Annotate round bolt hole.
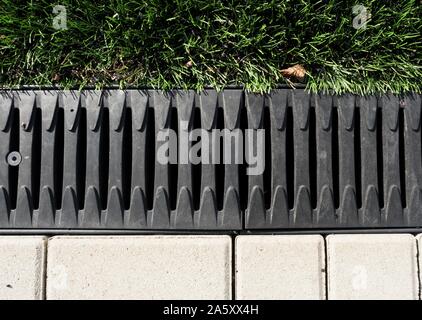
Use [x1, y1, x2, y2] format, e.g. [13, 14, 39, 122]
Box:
[70, 109, 74, 113]
[7, 152, 22, 166]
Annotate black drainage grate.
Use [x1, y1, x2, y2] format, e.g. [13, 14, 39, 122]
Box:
[0, 89, 420, 230]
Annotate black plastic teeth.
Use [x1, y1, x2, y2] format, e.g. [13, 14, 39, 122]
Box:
[0, 89, 420, 230]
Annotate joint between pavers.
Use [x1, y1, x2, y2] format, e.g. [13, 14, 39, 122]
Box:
[416, 238, 421, 300]
[42, 237, 49, 300]
[323, 235, 328, 300]
[231, 235, 236, 300]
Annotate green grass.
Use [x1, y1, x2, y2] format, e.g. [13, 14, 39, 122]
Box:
[0, 0, 421, 94]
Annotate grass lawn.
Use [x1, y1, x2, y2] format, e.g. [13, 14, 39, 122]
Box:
[0, 0, 421, 94]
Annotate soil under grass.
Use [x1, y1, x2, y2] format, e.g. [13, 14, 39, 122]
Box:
[0, 0, 421, 94]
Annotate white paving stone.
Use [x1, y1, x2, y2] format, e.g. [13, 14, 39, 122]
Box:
[235, 235, 326, 300]
[0, 236, 47, 300]
[327, 234, 419, 300]
[46, 235, 231, 300]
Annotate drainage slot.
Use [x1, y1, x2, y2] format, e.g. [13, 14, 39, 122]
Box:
[54, 108, 64, 209]
[332, 107, 339, 209]
[122, 107, 132, 210]
[239, 106, 248, 211]
[376, 108, 384, 208]
[286, 106, 294, 209]
[309, 106, 317, 209]
[31, 108, 42, 210]
[76, 108, 86, 210]
[9, 108, 19, 210]
[145, 107, 155, 211]
[215, 107, 225, 211]
[99, 108, 109, 210]
[192, 106, 201, 211]
[399, 108, 406, 207]
[263, 106, 272, 210]
[354, 108, 362, 209]
[169, 107, 178, 211]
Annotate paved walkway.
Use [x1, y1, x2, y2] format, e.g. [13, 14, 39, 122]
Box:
[0, 234, 420, 299]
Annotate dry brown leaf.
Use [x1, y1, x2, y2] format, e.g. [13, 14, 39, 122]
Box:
[52, 74, 61, 82]
[280, 64, 306, 81]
